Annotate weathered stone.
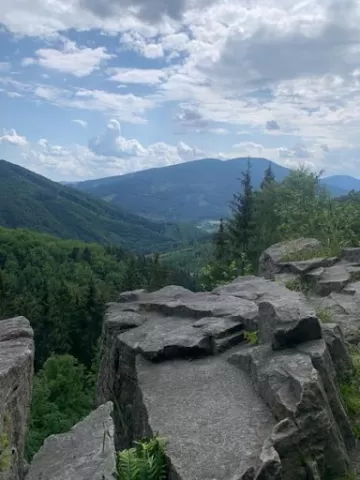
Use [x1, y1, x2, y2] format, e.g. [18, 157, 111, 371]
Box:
[258, 294, 321, 349]
[139, 290, 258, 326]
[193, 316, 243, 338]
[96, 276, 358, 480]
[259, 238, 321, 279]
[341, 247, 360, 264]
[26, 402, 115, 480]
[116, 288, 146, 303]
[0, 317, 34, 480]
[120, 318, 213, 361]
[278, 257, 337, 275]
[274, 272, 300, 286]
[297, 339, 355, 451]
[136, 355, 276, 480]
[228, 344, 351, 479]
[96, 307, 146, 406]
[321, 323, 354, 378]
[316, 265, 350, 296]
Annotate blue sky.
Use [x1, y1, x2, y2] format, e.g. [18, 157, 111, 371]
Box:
[1, 0, 360, 181]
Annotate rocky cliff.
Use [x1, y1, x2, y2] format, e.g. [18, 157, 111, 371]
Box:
[4, 238, 360, 479]
[96, 271, 358, 479]
[0, 317, 34, 480]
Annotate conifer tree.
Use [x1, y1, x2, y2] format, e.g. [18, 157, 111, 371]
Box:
[214, 218, 227, 261]
[227, 159, 254, 257]
[260, 162, 275, 190]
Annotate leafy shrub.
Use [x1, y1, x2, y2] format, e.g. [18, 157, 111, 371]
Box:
[116, 436, 167, 480]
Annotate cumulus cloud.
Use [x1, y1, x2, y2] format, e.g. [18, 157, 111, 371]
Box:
[0, 129, 28, 147]
[88, 118, 205, 164]
[22, 40, 113, 77]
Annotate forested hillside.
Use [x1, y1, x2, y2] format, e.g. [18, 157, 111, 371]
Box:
[0, 226, 196, 458]
[75, 157, 352, 224]
[0, 159, 204, 253]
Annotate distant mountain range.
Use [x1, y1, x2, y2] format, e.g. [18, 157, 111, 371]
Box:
[0, 159, 205, 253]
[75, 157, 360, 224]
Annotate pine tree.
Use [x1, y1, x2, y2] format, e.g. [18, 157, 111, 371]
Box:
[227, 159, 254, 257]
[261, 162, 275, 190]
[214, 219, 227, 261]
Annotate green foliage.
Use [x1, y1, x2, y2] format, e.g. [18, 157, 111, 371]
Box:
[0, 414, 10, 473]
[340, 347, 360, 439]
[199, 260, 243, 291]
[116, 436, 167, 480]
[0, 226, 195, 369]
[284, 278, 311, 295]
[244, 330, 259, 346]
[0, 159, 204, 254]
[25, 355, 95, 461]
[316, 308, 333, 324]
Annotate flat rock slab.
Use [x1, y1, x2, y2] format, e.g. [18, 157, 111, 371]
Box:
[316, 265, 350, 296]
[26, 402, 116, 480]
[137, 355, 276, 480]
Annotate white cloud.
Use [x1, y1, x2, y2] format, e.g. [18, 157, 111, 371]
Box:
[108, 67, 167, 85]
[22, 40, 113, 77]
[72, 119, 88, 127]
[0, 129, 28, 147]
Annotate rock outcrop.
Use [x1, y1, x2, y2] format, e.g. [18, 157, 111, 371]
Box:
[25, 402, 116, 480]
[0, 317, 34, 480]
[260, 240, 360, 343]
[96, 277, 357, 479]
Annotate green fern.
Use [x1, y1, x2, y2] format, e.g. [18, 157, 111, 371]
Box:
[116, 435, 167, 480]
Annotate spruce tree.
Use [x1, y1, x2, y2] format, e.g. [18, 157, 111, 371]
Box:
[214, 218, 227, 261]
[227, 159, 254, 257]
[261, 162, 275, 190]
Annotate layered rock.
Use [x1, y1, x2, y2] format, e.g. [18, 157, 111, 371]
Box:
[260, 240, 360, 343]
[25, 402, 115, 480]
[96, 277, 356, 480]
[0, 317, 34, 480]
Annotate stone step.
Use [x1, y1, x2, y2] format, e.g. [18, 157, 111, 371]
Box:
[214, 331, 245, 353]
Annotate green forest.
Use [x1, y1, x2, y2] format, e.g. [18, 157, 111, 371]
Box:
[3, 163, 360, 462]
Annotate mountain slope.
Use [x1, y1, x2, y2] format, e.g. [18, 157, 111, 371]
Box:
[0, 159, 204, 253]
[322, 175, 360, 193]
[76, 157, 351, 223]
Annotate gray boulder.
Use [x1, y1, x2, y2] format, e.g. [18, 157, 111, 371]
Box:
[258, 293, 322, 349]
[0, 317, 34, 480]
[26, 402, 115, 480]
[228, 343, 351, 479]
[259, 238, 321, 278]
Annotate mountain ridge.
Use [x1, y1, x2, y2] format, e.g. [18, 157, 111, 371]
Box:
[75, 157, 356, 223]
[0, 159, 205, 253]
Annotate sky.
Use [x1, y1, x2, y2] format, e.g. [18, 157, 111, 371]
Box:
[1, 0, 360, 181]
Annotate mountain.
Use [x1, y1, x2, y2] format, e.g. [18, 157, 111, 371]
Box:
[0, 159, 205, 253]
[75, 157, 353, 224]
[321, 175, 360, 193]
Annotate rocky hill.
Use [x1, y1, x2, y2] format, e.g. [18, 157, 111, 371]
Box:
[3, 238, 360, 479]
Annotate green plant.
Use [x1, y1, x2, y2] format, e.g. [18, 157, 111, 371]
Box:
[284, 278, 311, 295]
[116, 435, 167, 480]
[0, 414, 11, 472]
[316, 308, 333, 324]
[244, 330, 259, 346]
[340, 347, 360, 439]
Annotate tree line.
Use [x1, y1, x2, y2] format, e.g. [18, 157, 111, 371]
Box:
[200, 162, 360, 289]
